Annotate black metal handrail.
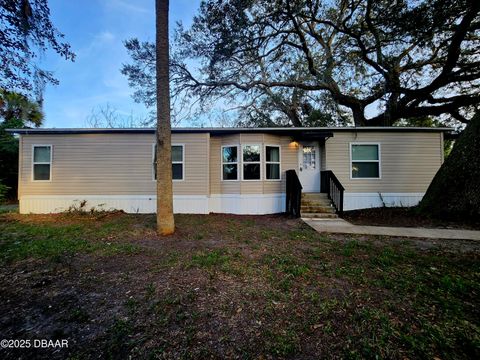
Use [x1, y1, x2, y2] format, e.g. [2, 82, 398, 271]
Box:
[321, 170, 345, 216]
[286, 169, 303, 217]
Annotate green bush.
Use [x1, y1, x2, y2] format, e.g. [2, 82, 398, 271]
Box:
[419, 112, 480, 220]
[0, 181, 10, 204]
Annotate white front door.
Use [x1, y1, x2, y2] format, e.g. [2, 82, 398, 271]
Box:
[298, 142, 320, 192]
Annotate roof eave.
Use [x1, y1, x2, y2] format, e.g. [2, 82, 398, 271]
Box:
[5, 126, 454, 135]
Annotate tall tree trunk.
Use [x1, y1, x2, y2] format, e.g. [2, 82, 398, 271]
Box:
[156, 0, 174, 235]
[418, 112, 480, 220]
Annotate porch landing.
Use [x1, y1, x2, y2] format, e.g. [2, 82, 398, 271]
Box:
[303, 218, 480, 241]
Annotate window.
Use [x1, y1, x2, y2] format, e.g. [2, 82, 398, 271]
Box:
[171, 145, 184, 180]
[153, 144, 184, 180]
[265, 146, 280, 180]
[32, 145, 51, 181]
[243, 145, 261, 180]
[302, 145, 316, 170]
[222, 146, 238, 181]
[351, 144, 380, 178]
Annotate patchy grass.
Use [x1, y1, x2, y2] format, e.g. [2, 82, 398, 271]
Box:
[0, 212, 479, 359]
[190, 249, 231, 269]
[0, 204, 18, 214]
[0, 214, 140, 263]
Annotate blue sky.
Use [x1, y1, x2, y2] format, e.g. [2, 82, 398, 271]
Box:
[40, 0, 201, 128]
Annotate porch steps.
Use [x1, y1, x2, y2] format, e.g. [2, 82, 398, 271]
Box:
[301, 192, 338, 219]
[301, 212, 339, 219]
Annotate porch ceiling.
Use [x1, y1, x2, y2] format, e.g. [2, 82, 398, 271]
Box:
[292, 130, 333, 141]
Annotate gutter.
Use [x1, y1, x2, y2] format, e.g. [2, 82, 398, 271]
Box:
[6, 126, 454, 135]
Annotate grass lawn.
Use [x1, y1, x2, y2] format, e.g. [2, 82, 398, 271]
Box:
[0, 211, 479, 359]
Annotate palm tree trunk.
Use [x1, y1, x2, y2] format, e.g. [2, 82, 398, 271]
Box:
[156, 0, 174, 235]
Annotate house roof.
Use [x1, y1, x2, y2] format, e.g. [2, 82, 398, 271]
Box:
[6, 126, 453, 137]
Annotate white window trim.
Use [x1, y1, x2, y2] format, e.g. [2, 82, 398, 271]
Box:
[221, 145, 239, 181]
[172, 144, 185, 182]
[32, 144, 52, 182]
[152, 143, 185, 182]
[242, 144, 262, 181]
[264, 144, 281, 181]
[152, 143, 156, 181]
[349, 142, 381, 180]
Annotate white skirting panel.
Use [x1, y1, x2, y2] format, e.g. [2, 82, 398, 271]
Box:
[209, 194, 286, 215]
[19, 195, 209, 214]
[344, 192, 425, 211]
[19, 193, 286, 215]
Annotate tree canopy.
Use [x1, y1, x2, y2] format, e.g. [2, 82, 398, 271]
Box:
[0, 89, 43, 200]
[122, 40, 349, 127]
[164, 0, 479, 127]
[0, 0, 75, 96]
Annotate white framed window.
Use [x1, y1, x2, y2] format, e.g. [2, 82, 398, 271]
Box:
[153, 144, 184, 181]
[265, 145, 281, 180]
[302, 145, 317, 170]
[32, 145, 52, 181]
[171, 145, 184, 180]
[350, 143, 381, 179]
[221, 145, 238, 181]
[242, 144, 261, 180]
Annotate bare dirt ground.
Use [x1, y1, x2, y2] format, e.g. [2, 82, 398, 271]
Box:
[0, 212, 479, 359]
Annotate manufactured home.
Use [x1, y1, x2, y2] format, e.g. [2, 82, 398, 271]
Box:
[7, 127, 449, 216]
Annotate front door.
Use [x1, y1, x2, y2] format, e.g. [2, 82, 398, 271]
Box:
[298, 142, 320, 192]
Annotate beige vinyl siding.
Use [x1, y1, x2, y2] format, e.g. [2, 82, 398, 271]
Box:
[19, 133, 209, 196]
[209, 134, 297, 194]
[320, 142, 326, 171]
[173, 133, 209, 195]
[325, 132, 443, 193]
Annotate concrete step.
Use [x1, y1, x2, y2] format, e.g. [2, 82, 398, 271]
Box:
[302, 192, 329, 199]
[301, 212, 338, 219]
[301, 200, 332, 207]
[300, 206, 336, 213]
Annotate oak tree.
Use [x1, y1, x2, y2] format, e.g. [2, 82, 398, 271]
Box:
[122, 38, 348, 127]
[172, 0, 479, 126]
[0, 0, 75, 96]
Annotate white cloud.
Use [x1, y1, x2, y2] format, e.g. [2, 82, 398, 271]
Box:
[75, 30, 117, 59]
[103, 0, 149, 14]
[96, 30, 115, 43]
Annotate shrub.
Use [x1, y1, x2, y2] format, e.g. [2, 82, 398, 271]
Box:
[0, 181, 10, 204]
